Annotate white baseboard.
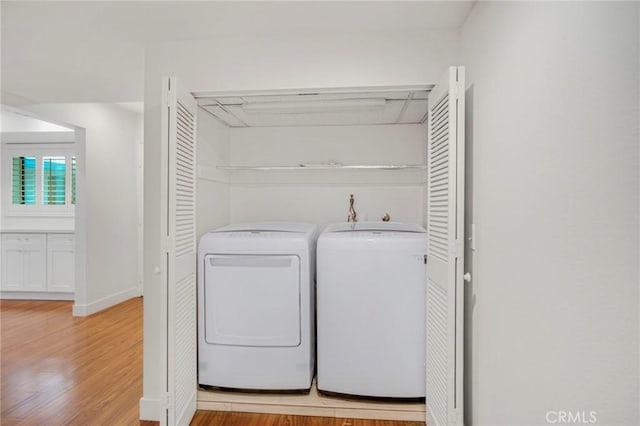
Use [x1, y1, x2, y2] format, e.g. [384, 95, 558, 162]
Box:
[1, 291, 74, 301]
[139, 396, 162, 421]
[72, 287, 140, 316]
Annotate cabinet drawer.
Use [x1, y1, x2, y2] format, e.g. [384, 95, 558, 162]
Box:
[1, 234, 47, 250]
[48, 234, 75, 250]
[22, 234, 47, 250]
[1, 235, 23, 249]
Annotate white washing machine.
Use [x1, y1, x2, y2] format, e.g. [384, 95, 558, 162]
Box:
[198, 222, 318, 390]
[317, 222, 427, 398]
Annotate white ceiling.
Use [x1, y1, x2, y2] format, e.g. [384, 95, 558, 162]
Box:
[1, 1, 475, 105]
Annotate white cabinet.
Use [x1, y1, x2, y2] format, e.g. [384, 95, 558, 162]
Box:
[47, 234, 75, 292]
[1, 232, 74, 296]
[1, 234, 47, 292]
[1, 236, 24, 291]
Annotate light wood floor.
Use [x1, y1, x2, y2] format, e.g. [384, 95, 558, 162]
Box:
[1, 298, 425, 426]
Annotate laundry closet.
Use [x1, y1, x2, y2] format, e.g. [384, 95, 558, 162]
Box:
[143, 31, 465, 424]
[191, 86, 435, 420]
[148, 66, 464, 425]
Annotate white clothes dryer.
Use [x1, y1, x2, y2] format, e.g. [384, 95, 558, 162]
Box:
[317, 222, 427, 398]
[198, 222, 318, 390]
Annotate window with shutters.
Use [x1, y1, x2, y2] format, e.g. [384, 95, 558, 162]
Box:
[3, 144, 76, 216]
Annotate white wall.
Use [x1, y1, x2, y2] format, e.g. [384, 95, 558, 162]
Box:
[142, 29, 458, 418]
[149, 30, 458, 95]
[196, 110, 230, 238]
[228, 124, 425, 227]
[460, 2, 639, 425]
[25, 103, 144, 314]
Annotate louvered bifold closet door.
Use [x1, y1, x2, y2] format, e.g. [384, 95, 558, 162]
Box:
[426, 66, 465, 426]
[161, 77, 197, 426]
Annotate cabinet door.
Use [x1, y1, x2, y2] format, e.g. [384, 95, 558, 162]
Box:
[47, 235, 75, 292]
[1, 235, 25, 291]
[22, 235, 47, 292]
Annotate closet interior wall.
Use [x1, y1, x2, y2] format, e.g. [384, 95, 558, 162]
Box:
[195, 121, 426, 229]
[196, 109, 231, 238]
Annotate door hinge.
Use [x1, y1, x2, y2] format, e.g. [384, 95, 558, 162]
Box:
[454, 239, 464, 259]
[162, 236, 174, 253]
[161, 392, 173, 409]
[424, 254, 428, 264]
[456, 83, 465, 100]
[455, 66, 465, 100]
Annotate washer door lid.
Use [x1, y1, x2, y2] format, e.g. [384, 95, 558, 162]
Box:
[204, 254, 301, 347]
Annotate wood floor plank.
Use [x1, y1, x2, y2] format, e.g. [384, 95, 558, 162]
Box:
[0, 298, 425, 426]
[1, 297, 144, 426]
